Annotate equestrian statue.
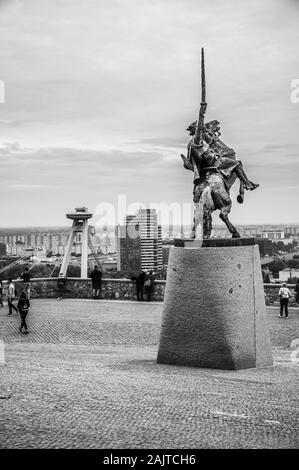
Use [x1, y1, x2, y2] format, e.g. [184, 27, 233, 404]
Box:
[181, 48, 259, 239]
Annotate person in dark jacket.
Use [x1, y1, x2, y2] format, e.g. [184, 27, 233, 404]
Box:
[294, 279, 299, 304]
[90, 265, 102, 299]
[131, 271, 146, 301]
[17, 292, 30, 334]
[20, 267, 31, 299]
[144, 271, 155, 302]
[57, 274, 66, 300]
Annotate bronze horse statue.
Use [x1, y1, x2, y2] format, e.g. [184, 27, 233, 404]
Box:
[181, 49, 259, 239]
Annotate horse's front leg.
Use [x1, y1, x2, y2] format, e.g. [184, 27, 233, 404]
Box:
[219, 206, 240, 238]
[190, 202, 203, 239]
[203, 209, 212, 239]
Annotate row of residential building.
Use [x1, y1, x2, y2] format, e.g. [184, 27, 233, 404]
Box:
[1, 221, 299, 276]
[0, 232, 69, 256]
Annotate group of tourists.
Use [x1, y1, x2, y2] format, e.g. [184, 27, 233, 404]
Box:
[131, 271, 156, 302]
[91, 265, 157, 302]
[1, 267, 31, 334]
[55, 265, 103, 300]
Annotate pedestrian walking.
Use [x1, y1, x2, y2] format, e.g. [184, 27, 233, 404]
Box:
[90, 265, 102, 299]
[131, 271, 146, 301]
[17, 292, 30, 334]
[7, 279, 18, 315]
[294, 279, 299, 304]
[278, 282, 292, 318]
[57, 273, 66, 300]
[20, 267, 31, 299]
[0, 280, 3, 307]
[144, 271, 155, 302]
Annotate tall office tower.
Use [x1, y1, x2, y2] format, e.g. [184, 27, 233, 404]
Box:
[116, 217, 142, 274]
[117, 209, 163, 274]
[135, 208, 162, 272]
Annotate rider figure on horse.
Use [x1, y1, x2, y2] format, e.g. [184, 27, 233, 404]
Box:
[182, 119, 259, 203]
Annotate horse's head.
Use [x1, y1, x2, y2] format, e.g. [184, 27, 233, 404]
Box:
[186, 121, 197, 136]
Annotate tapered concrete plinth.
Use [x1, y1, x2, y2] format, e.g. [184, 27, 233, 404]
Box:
[157, 245, 273, 370]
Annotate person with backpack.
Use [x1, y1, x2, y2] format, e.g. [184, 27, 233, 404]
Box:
[17, 292, 30, 334]
[57, 273, 66, 300]
[7, 279, 18, 315]
[278, 282, 292, 318]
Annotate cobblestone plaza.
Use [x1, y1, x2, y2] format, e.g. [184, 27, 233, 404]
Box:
[0, 300, 298, 449]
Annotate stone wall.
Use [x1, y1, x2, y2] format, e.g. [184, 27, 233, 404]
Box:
[9, 277, 166, 301]
[4, 278, 297, 304]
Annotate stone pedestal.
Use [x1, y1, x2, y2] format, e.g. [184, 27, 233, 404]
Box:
[157, 244, 273, 370]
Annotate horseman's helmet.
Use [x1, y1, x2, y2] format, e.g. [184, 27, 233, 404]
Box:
[204, 120, 220, 134]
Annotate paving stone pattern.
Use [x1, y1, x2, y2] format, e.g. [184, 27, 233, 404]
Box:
[0, 300, 298, 449]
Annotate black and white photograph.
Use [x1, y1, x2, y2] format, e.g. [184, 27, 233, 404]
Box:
[0, 0, 298, 457]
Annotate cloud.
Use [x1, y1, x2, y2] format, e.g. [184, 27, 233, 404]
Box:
[9, 184, 51, 190]
[0, 0, 299, 225]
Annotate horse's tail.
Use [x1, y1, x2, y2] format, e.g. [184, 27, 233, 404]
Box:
[237, 181, 244, 204]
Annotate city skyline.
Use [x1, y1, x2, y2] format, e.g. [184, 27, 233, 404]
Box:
[1, 222, 299, 233]
[1, 0, 299, 227]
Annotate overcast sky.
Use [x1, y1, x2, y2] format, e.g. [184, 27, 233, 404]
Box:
[0, 0, 298, 228]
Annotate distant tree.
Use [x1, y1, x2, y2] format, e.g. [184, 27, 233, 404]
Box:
[284, 243, 292, 253]
[66, 265, 81, 277]
[286, 259, 299, 269]
[30, 264, 53, 278]
[268, 259, 288, 277]
[0, 264, 24, 280]
[276, 241, 285, 251]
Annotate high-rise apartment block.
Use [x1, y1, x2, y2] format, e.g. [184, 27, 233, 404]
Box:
[116, 224, 141, 274]
[117, 208, 162, 274]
